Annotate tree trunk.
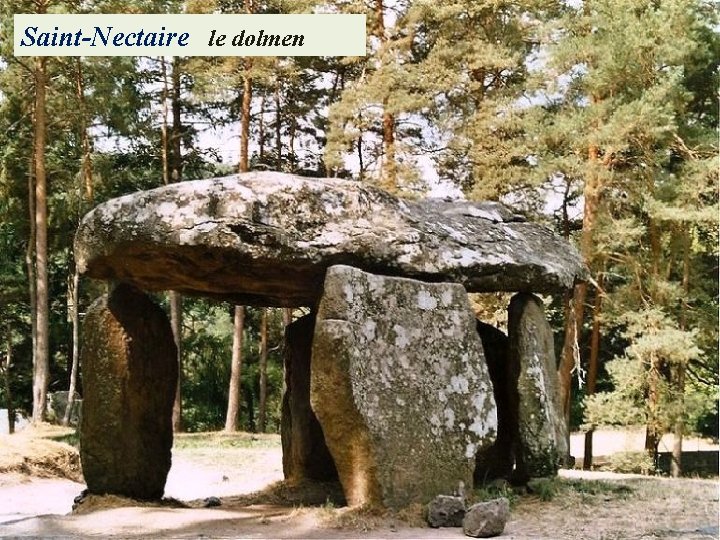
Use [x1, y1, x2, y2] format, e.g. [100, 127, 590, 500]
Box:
[644, 215, 663, 458]
[171, 57, 183, 182]
[62, 270, 80, 426]
[258, 308, 268, 433]
[671, 226, 692, 477]
[373, 0, 396, 192]
[289, 117, 296, 173]
[275, 83, 282, 169]
[583, 272, 604, 469]
[225, 306, 245, 432]
[259, 94, 265, 161]
[26, 154, 37, 420]
[228, 24, 253, 430]
[381, 105, 396, 191]
[32, 54, 49, 424]
[160, 57, 170, 185]
[558, 143, 603, 446]
[161, 57, 185, 432]
[75, 58, 93, 204]
[671, 362, 685, 477]
[170, 291, 183, 432]
[240, 68, 252, 172]
[645, 353, 661, 456]
[3, 324, 15, 434]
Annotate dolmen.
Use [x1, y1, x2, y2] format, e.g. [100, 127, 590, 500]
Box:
[74, 172, 585, 507]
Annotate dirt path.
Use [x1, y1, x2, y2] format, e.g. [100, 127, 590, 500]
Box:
[1, 431, 718, 539]
[1, 473, 717, 539]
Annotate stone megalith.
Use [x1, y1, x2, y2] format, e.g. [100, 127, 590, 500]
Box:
[508, 293, 568, 479]
[80, 283, 178, 500]
[75, 172, 586, 308]
[311, 265, 497, 508]
[280, 313, 338, 482]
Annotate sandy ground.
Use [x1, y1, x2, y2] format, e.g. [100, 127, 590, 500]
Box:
[0, 431, 718, 539]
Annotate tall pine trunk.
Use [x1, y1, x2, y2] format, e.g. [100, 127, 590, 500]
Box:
[274, 83, 281, 169]
[32, 54, 49, 424]
[645, 216, 663, 456]
[62, 270, 80, 426]
[170, 57, 184, 432]
[558, 142, 603, 450]
[258, 308, 268, 433]
[227, 22, 253, 429]
[170, 292, 183, 431]
[374, 0, 396, 191]
[225, 306, 245, 432]
[583, 271, 604, 469]
[64, 58, 91, 427]
[161, 56, 185, 432]
[3, 324, 15, 434]
[671, 226, 691, 477]
[26, 149, 37, 425]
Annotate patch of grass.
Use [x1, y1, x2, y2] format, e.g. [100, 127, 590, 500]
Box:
[173, 431, 281, 449]
[0, 434, 83, 482]
[49, 431, 80, 449]
[527, 477, 558, 501]
[223, 479, 346, 507]
[562, 479, 634, 498]
[472, 480, 518, 507]
[318, 502, 426, 531]
[598, 451, 656, 475]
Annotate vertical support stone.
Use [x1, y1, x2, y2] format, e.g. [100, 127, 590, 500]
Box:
[507, 293, 568, 479]
[280, 313, 338, 482]
[311, 265, 497, 509]
[80, 283, 177, 500]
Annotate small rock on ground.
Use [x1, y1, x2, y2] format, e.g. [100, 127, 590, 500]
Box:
[463, 497, 510, 538]
[427, 495, 465, 528]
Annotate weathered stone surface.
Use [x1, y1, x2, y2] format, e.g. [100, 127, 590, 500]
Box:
[427, 495, 466, 528]
[75, 172, 585, 307]
[463, 498, 510, 538]
[80, 284, 177, 500]
[310, 265, 497, 509]
[508, 293, 568, 479]
[281, 313, 338, 482]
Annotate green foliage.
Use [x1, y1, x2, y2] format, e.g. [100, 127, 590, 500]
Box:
[562, 479, 634, 499]
[179, 299, 286, 433]
[472, 481, 518, 508]
[526, 477, 558, 501]
[600, 452, 657, 475]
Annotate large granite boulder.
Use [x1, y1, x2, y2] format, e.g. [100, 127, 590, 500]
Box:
[75, 172, 585, 307]
[281, 313, 338, 482]
[508, 293, 568, 479]
[310, 265, 497, 508]
[80, 284, 177, 500]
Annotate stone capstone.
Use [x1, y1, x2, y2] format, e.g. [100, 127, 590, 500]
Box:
[280, 313, 338, 482]
[310, 265, 497, 509]
[463, 498, 510, 538]
[80, 284, 177, 500]
[75, 172, 585, 307]
[427, 495, 466, 528]
[508, 293, 568, 479]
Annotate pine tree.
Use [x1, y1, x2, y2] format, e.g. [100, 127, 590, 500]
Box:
[542, 0, 718, 465]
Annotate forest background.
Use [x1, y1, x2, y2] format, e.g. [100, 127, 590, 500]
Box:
[0, 0, 717, 476]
